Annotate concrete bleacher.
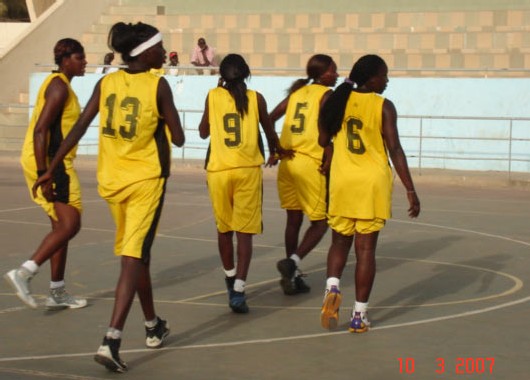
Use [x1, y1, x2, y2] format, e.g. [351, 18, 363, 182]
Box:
[80, 1, 530, 77]
[1, 0, 530, 152]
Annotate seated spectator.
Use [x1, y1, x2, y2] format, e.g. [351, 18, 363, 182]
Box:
[95, 52, 118, 74]
[190, 37, 217, 75]
[167, 51, 179, 75]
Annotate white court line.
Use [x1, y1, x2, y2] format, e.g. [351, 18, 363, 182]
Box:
[0, 366, 106, 380]
[0, 210, 528, 363]
[391, 218, 530, 247]
[0, 199, 102, 214]
[0, 295, 529, 363]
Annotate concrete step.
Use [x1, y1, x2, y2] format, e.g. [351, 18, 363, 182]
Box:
[107, 5, 160, 16]
[0, 105, 28, 151]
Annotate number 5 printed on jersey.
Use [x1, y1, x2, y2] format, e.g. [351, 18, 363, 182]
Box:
[290, 102, 307, 134]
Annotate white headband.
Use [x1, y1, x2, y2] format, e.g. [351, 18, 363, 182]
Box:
[129, 32, 162, 57]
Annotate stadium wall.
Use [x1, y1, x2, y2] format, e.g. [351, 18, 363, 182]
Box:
[28, 72, 530, 174]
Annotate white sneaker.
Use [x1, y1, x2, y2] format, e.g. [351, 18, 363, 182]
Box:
[45, 286, 87, 310]
[4, 268, 37, 309]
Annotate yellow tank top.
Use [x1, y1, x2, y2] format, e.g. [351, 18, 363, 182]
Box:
[97, 70, 171, 198]
[328, 91, 393, 219]
[21, 72, 80, 171]
[205, 87, 264, 171]
[280, 84, 329, 160]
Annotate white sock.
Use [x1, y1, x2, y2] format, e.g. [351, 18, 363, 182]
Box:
[224, 268, 236, 278]
[234, 279, 245, 293]
[22, 260, 39, 274]
[50, 280, 65, 289]
[326, 277, 340, 290]
[145, 317, 158, 328]
[289, 254, 301, 267]
[106, 328, 122, 340]
[354, 301, 368, 313]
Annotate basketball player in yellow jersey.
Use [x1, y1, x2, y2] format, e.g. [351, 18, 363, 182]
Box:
[34, 22, 185, 373]
[269, 54, 338, 296]
[5, 39, 87, 311]
[199, 54, 281, 314]
[319, 55, 420, 333]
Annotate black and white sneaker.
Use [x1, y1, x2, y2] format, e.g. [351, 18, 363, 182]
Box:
[94, 337, 128, 373]
[145, 317, 170, 348]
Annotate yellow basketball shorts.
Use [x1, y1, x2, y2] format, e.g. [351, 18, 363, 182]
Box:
[327, 214, 386, 236]
[105, 177, 166, 262]
[277, 153, 327, 221]
[23, 161, 82, 221]
[207, 167, 263, 234]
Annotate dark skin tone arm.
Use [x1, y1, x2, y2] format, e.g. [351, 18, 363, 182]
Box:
[318, 93, 419, 218]
[318, 90, 333, 175]
[382, 98, 420, 218]
[270, 91, 332, 173]
[33, 77, 69, 199]
[198, 94, 210, 139]
[268, 96, 295, 162]
[34, 77, 69, 172]
[157, 76, 185, 147]
[33, 80, 102, 199]
[256, 92, 283, 167]
[35, 73, 186, 197]
[198, 91, 285, 166]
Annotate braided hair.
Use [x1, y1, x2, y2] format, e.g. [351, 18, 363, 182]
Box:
[219, 54, 251, 118]
[107, 22, 159, 62]
[320, 54, 386, 136]
[286, 54, 334, 95]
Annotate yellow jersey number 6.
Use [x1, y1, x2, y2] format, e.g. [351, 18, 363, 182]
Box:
[346, 116, 365, 155]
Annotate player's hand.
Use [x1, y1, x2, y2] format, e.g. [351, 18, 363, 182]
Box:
[407, 191, 420, 218]
[33, 172, 55, 201]
[276, 146, 295, 160]
[265, 155, 279, 167]
[319, 144, 333, 175]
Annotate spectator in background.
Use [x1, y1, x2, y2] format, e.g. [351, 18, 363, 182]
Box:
[191, 37, 217, 75]
[95, 52, 118, 74]
[167, 51, 179, 76]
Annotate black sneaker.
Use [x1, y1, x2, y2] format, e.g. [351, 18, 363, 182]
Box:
[277, 258, 310, 295]
[293, 274, 311, 294]
[145, 317, 170, 348]
[225, 276, 236, 292]
[229, 289, 249, 314]
[94, 337, 128, 373]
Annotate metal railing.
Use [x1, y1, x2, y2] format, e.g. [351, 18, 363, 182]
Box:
[2, 104, 529, 178]
[399, 115, 530, 179]
[30, 63, 530, 78]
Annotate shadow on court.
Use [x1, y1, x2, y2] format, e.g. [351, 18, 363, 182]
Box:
[0, 155, 529, 379]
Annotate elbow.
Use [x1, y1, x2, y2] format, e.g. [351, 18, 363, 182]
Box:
[199, 130, 209, 139]
[177, 138, 185, 147]
[318, 136, 329, 148]
[173, 136, 185, 147]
